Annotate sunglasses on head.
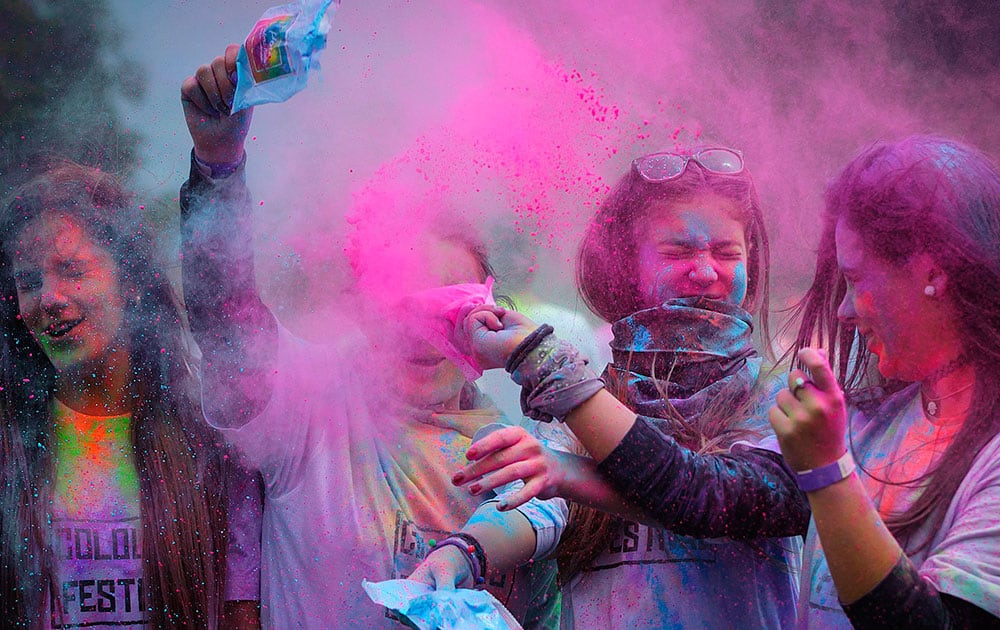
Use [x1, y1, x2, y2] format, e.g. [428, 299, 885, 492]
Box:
[632, 147, 745, 182]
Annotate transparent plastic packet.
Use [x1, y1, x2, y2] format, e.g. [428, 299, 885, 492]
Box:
[231, 0, 340, 112]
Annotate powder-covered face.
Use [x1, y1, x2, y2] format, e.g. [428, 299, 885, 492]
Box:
[382, 236, 485, 412]
[635, 194, 749, 308]
[835, 218, 955, 382]
[11, 213, 128, 375]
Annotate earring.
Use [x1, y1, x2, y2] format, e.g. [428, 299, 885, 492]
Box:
[924, 285, 936, 297]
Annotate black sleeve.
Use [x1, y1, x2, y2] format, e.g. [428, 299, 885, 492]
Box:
[842, 554, 1000, 629]
[596, 415, 810, 539]
[179, 152, 278, 428]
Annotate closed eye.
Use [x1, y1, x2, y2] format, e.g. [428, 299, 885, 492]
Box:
[14, 271, 42, 293]
[61, 261, 90, 279]
[657, 246, 695, 259]
[712, 247, 745, 260]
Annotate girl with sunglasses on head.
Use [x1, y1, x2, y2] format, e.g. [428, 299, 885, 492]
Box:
[411, 146, 808, 628]
[0, 162, 244, 627]
[768, 136, 1000, 627]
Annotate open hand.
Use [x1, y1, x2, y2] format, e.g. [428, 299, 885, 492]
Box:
[452, 425, 564, 511]
[768, 348, 849, 472]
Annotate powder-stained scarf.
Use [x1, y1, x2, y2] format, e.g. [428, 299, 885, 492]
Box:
[604, 296, 759, 428]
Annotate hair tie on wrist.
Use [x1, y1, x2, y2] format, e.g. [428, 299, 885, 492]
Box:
[795, 450, 855, 492]
[505, 324, 554, 374]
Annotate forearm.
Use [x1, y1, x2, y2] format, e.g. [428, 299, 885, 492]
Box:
[598, 416, 810, 538]
[179, 154, 277, 426]
[563, 388, 637, 462]
[462, 504, 537, 574]
[841, 552, 997, 628]
[807, 473, 903, 603]
[552, 450, 656, 526]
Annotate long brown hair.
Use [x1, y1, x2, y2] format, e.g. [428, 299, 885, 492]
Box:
[560, 148, 773, 580]
[0, 162, 228, 627]
[792, 135, 1000, 547]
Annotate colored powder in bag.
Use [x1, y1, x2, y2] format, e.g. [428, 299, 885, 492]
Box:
[231, 0, 340, 112]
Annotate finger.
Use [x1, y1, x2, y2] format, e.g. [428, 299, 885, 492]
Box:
[467, 304, 506, 330]
[181, 75, 218, 117]
[211, 55, 236, 110]
[224, 43, 241, 76]
[496, 477, 546, 511]
[767, 404, 792, 436]
[773, 389, 801, 419]
[464, 426, 524, 462]
[471, 460, 537, 496]
[458, 444, 526, 486]
[432, 563, 461, 591]
[459, 435, 540, 487]
[466, 308, 503, 334]
[196, 62, 228, 115]
[500, 309, 536, 329]
[469, 303, 506, 317]
[797, 347, 839, 394]
[787, 369, 816, 399]
[407, 563, 434, 586]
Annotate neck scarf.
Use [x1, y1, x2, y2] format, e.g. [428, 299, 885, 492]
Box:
[604, 296, 759, 424]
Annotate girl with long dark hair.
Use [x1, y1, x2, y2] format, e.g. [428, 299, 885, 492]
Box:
[770, 136, 1000, 627]
[0, 163, 231, 627]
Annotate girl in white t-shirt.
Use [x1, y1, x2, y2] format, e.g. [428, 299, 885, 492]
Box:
[770, 136, 1000, 627]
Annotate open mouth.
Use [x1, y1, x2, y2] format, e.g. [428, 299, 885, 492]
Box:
[46, 318, 83, 339]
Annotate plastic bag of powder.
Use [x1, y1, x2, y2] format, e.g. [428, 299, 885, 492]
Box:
[231, 0, 340, 112]
[362, 579, 522, 630]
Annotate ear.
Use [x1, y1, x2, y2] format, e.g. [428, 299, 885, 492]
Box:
[911, 253, 948, 297]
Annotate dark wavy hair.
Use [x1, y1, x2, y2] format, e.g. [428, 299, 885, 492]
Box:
[560, 148, 774, 580]
[0, 162, 228, 627]
[577, 150, 771, 340]
[792, 135, 1000, 547]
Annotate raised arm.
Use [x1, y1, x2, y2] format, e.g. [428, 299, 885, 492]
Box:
[180, 45, 278, 428]
[460, 306, 810, 538]
[770, 349, 999, 626]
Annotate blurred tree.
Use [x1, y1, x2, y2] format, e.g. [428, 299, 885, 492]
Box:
[0, 0, 145, 192]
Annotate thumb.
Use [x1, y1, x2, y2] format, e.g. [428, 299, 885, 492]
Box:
[432, 562, 462, 591]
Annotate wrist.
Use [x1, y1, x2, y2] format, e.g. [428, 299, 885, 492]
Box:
[193, 147, 246, 172]
[794, 449, 855, 493]
[429, 533, 488, 588]
[428, 544, 474, 588]
[505, 324, 554, 373]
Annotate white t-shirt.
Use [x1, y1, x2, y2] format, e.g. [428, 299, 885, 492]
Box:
[212, 325, 563, 628]
[800, 384, 1000, 627]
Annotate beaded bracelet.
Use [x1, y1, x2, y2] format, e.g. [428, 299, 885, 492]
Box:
[450, 532, 488, 582]
[429, 534, 487, 588]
